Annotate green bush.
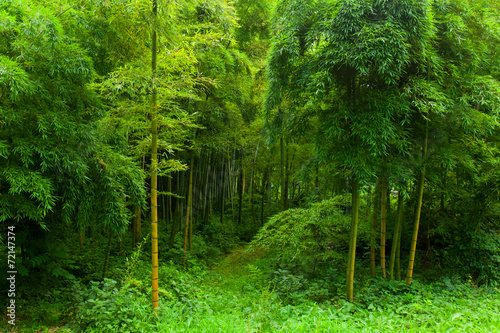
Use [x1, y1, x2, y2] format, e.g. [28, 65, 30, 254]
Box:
[75, 279, 154, 332]
[249, 195, 362, 272]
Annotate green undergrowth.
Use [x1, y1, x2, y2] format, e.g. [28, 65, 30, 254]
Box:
[4, 246, 500, 333]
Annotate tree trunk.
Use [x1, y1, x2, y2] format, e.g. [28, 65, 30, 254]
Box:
[346, 177, 360, 302]
[169, 173, 179, 249]
[268, 169, 272, 208]
[189, 170, 195, 252]
[380, 177, 388, 278]
[168, 177, 172, 225]
[315, 165, 319, 189]
[133, 205, 141, 247]
[221, 157, 225, 225]
[161, 177, 166, 222]
[396, 224, 402, 281]
[370, 179, 380, 277]
[183, 157, 194, 263]
[238, 153, 243, 225]
[284, 145, 290, 209]
[390, 188, 404, 280]
[406, 122, 428, 285]
[204, 155, 210, 221]
[251, 145, 259, 225]
[150, 0, 159, 312]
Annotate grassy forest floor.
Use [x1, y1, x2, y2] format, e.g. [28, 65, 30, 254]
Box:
[3, 244, 500, 333]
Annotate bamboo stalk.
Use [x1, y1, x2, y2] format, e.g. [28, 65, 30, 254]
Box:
[251, 144, 259, 225]
[370, 178, 380, 276]
[390, 187, 404, 280]
[380, 177, 388, 278]
[150, 0, 159, 312]
[221, 156, 225, 225]
[183, 157, 194, 264]
[406, 122, 428, 285]
[346, 177, 360, 302]
[237, 152, 243, 225]
[189, 167, 194, 252]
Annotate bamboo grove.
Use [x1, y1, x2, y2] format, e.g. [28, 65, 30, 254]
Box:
[0, 0, 500, 312]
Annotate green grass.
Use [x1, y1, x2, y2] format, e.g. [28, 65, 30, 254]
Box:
[4, 246, 500, 333]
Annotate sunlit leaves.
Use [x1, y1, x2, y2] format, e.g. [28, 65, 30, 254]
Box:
[0, 56, 33, 101]
[0, 0, 146, 234]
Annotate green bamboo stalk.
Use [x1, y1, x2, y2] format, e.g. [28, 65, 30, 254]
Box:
[346, 177, 360, 302]
[390, 188, 404, 280]
[380, 177, 388, 278]
[370, 178, 380, 277]
[183, 157, 194, 263]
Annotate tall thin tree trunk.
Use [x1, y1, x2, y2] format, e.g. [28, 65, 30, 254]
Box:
[231, 150, 236, 221]
[386, 187, 391, 218]
[406, 123, 428, 284]
[268, 169, 272, 208]
[315, 165, 319, 189]
[168, 177, 172, 224]
[237, 156, 243, 225]
[242, 170, 246, 196]
[169, 173, 180, 248]
[183, 157, 194, 263]
[284, 146, 290, 209]
[150, 0, 159, 312]
[221, 157, 225, 225]
[133, 205, 141, 247]
[396, 224, 402, 281]
[189, 172, 194, 252]
[370, 179, 380, 277]
[380, 177, 388, 278]
[205, 155, 211, 218]
[251, 145, 258, 225]
[346, 177, 360, 302]
[390, 188, 404, 280]
[161, 177, 166, 222]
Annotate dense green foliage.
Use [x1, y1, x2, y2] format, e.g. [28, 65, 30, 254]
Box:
[1, 0, 500, 331]
[4, 245, 500, 332]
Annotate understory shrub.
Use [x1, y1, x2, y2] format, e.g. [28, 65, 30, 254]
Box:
[75, 279, 155, 332]
[248, 195, 358, 271]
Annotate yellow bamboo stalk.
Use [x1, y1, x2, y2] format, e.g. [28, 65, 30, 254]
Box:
[346, 177, 360, 302]
[406, 122, 428, 284]
[151, 0, 159, 312]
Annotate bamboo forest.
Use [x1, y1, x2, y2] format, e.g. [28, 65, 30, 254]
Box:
[2, 0, 500, 331]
